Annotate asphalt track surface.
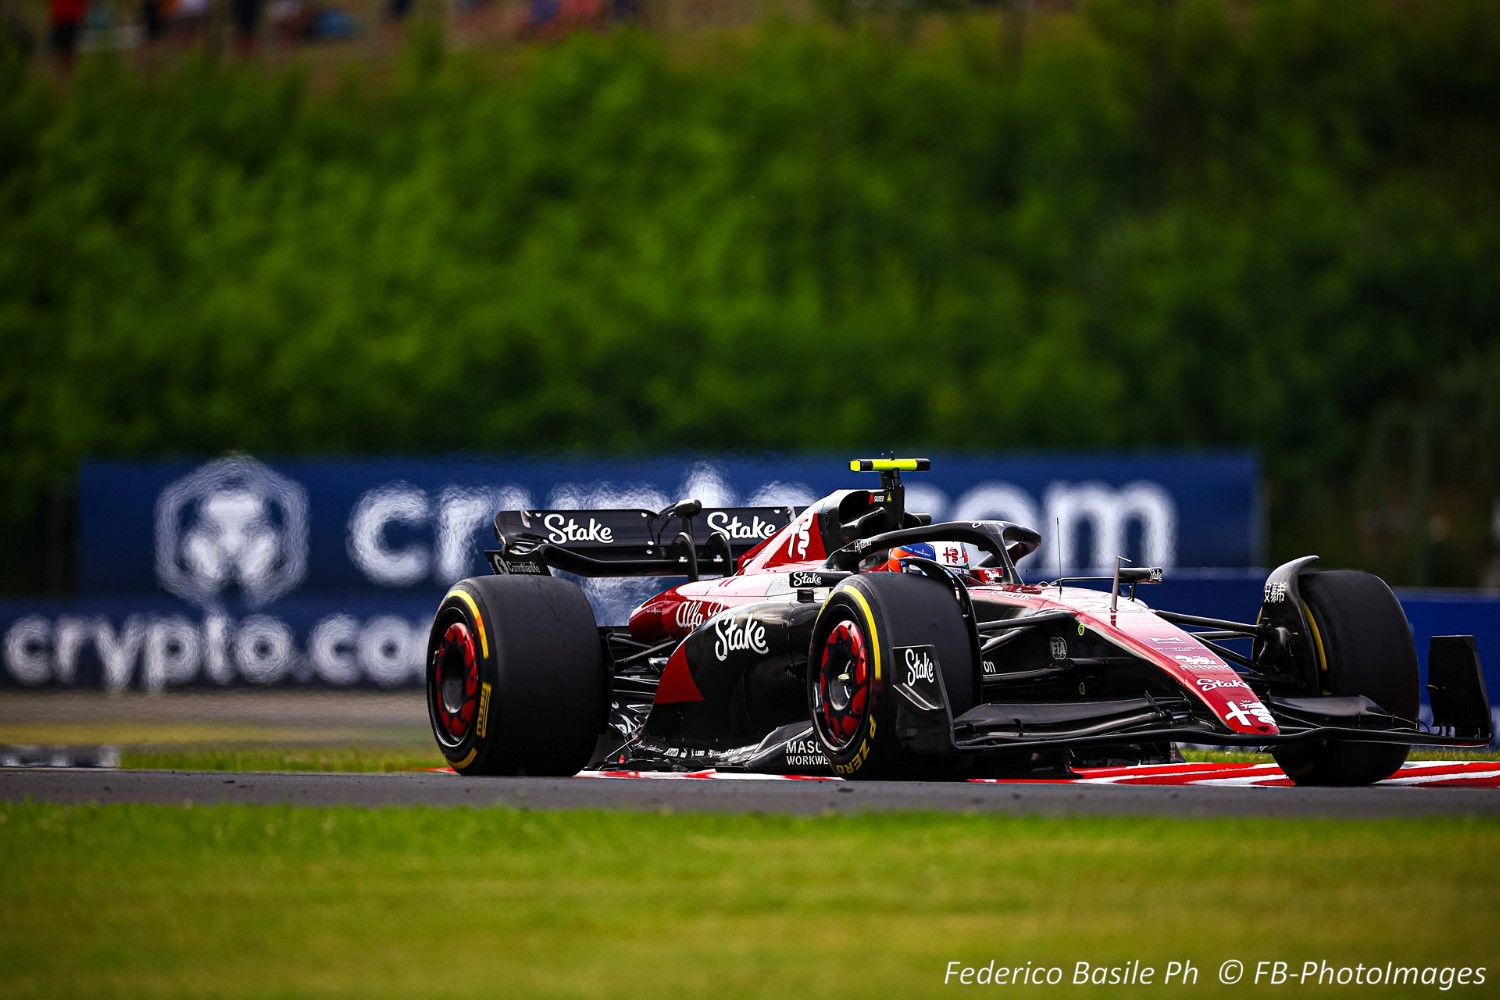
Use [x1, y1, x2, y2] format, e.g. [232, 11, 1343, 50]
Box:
[3, 767, 1498, 818]
[2, 694, 1495, 818]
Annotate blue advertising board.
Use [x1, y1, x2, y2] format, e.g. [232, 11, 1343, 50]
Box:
[77, 451, 1263, 603]
[0, 449, 1261, 691]
[0, 594, 431, 690]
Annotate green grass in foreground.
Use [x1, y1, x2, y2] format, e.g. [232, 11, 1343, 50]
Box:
[0, 804, 1495, 999]
[120, 746, 442, 773]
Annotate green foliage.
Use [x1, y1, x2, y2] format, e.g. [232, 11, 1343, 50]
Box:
[2, 801, 1497, 997]
[120, 745, 442, 772]
[3, 0, 1498, 585]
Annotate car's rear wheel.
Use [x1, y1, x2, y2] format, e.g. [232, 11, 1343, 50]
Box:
[807, 573, 974, 779]
[1271, 570, 1420, 786]
[427, 575, 607, 776]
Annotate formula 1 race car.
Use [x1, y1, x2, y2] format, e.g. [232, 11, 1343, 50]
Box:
[425, 459, 1493, 785]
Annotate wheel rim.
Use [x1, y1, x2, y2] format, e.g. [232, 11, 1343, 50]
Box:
[814, 619, 869, 752]
[429, 615, 480, 748]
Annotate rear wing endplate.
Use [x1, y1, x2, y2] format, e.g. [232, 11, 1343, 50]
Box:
[488, 504, 798, 580]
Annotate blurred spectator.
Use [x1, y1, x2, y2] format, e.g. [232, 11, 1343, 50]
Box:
[174, 0, 208, 43]
[231, 0, 261, 54]
[313, 3, 356, 38]
[269, 0, 356, 42]
[380, 0, 410, 49]
[518, 0, 557, 37]
[515, 0, 629, 38]
[558, 0, 603, 28]
[48, 0, 86, 73]
[269, 0, 310, 42]
[140, 0, 167, 42]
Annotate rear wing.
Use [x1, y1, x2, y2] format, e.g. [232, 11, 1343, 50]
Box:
[488, 503, 799, 580]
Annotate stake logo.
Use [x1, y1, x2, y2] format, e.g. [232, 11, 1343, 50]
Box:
[713, 616, 769, 661]
[543, 515, 614, 545]
[1195, 676, 1250, 692]
[706, 512, 779, 540]
[155, 456, 309, 610]
[902, 645, 937, 685]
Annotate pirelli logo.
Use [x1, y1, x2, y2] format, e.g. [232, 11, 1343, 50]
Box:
[832, 717, 877, 775]
[477, 681, 492, 738]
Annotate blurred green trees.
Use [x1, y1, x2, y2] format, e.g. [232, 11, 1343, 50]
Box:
[2, 0, 1498, 587]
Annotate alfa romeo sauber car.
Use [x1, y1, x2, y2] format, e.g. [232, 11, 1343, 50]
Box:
[425, 459, 1492, 785]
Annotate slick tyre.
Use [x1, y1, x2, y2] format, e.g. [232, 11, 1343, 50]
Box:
[426, 575, 607, 776]
[807, 573, 975, 780]
[1272, 570, 1420, 786]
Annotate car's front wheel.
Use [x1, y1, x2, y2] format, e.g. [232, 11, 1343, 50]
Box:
[1272, 570, 1420, 786]
[807, 573, 974, 779]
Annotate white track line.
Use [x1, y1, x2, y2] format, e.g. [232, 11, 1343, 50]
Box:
[1379, 767, 1500, 786]
[572, 761, 1500, 787]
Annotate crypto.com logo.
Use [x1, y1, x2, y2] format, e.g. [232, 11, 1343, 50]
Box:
[155, 456, 309, 609]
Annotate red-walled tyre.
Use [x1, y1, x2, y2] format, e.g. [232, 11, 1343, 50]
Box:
[807, 573, 974, 779]
[426, 575, 607, 776]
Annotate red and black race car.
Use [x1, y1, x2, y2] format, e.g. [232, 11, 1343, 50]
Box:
[425, 459, 1492, 784]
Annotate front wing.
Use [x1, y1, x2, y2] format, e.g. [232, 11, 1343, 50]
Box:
[599, 635, 1492, 775]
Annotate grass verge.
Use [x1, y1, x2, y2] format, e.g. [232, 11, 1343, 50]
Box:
[120, 746, 443, 772]
[1, 803, 1495, 999]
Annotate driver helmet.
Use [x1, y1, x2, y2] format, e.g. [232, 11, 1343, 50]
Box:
[887, 541, 971, 573]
